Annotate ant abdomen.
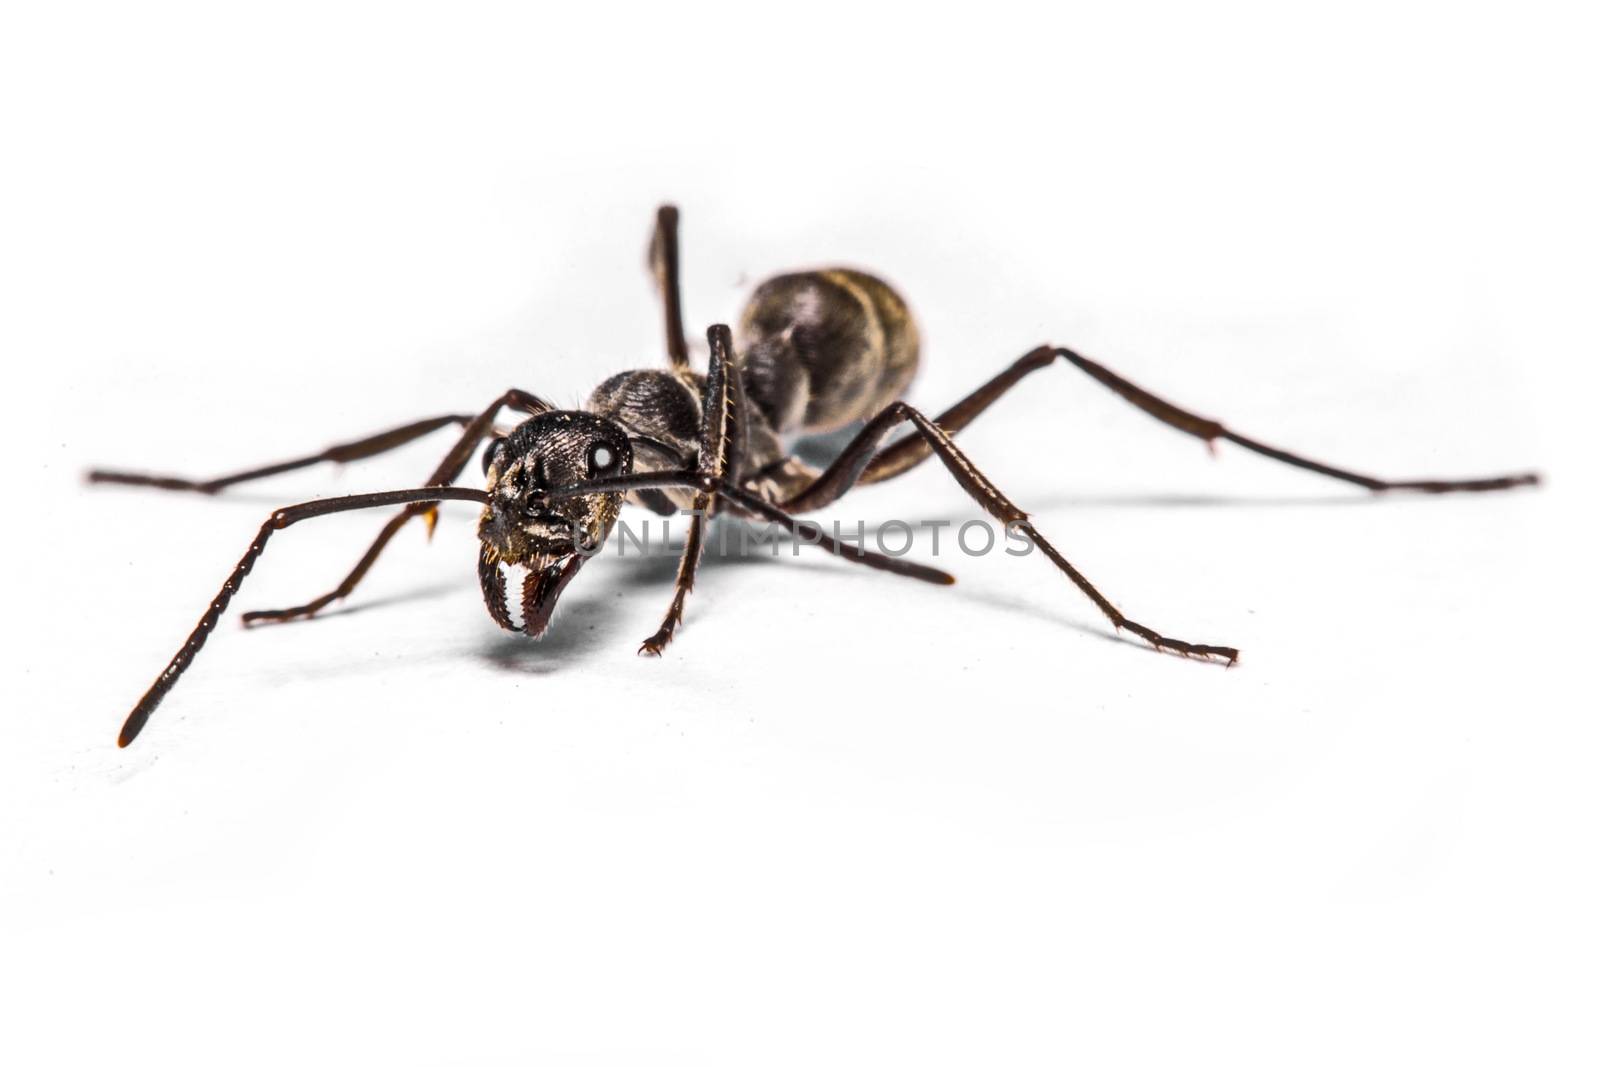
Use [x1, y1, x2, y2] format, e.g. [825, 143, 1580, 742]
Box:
[737, 269, 920, 435]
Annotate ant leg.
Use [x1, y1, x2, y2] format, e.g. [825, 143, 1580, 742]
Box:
[851, 346, 1060, 487]
[851, 345, 1539, 494]
[239, 388, 551, 625]
[639, 323, 734, 655]
[717, 485, 955, 585]
[87, 414, 475, 494]
[781, 402, 1238, 664]
[532, 466, 956, 600]
[632, 490, 954, 654]
[1056, 348, 1538, 492]
[638, 504, 709, 656]
[649, 204, 691, 369]
[636, 324, 943, 654]
[115, 487, 490, 748]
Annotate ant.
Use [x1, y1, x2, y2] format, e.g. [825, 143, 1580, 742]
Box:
[90, 205, 1540, 747]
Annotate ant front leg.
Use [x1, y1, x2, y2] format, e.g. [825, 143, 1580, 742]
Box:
[88, 414, 476, 494]
[239, 388, 552, 626]
[114, 487, 491, 747]
[638, 323, 736, 656]
[847, 345, 1539, 494]
[782, 402, 1239, 665]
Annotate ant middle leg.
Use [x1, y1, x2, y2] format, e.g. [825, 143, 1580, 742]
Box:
[778, 401, 1239, 664]
[649, 204, 691, 369]
[636, 485, 958, 655]
[639, 325, 953, 657]
[842, 345, 1539, 495]
[718, 486, 955, 586]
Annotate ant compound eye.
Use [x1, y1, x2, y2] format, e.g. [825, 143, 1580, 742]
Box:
[588, 442, 618, 476]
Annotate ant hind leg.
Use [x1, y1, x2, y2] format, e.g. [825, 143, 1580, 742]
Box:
[838, 344, 1539, 495]
[779, 400, 1239, 664]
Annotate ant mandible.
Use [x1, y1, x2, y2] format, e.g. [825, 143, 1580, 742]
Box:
[90, 205, 1540, 747]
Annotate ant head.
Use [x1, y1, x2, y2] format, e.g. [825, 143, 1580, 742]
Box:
[476, 410, 634, 635]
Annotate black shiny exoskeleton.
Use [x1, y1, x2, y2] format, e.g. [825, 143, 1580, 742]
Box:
[91, 205, 1540, 747]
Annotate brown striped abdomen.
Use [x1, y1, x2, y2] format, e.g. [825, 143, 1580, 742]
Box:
[736, 269, 920, 435]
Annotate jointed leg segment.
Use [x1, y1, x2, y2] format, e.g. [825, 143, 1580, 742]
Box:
[116, 487, 491, 748]
[650, 204, 691, 369]
[241, 388, 551, 625]
[717, 485, 955, 586]
[853, 345, 1539, 494]
[87, 389, 555, 625]
[638, 323, 735, 655]
[87, 414, 475, 494]
[781, 401, 1240, 664]
[1058, 348, 1538, 493]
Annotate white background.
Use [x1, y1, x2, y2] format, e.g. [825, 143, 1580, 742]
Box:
[2, 2, 1594, 1064]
